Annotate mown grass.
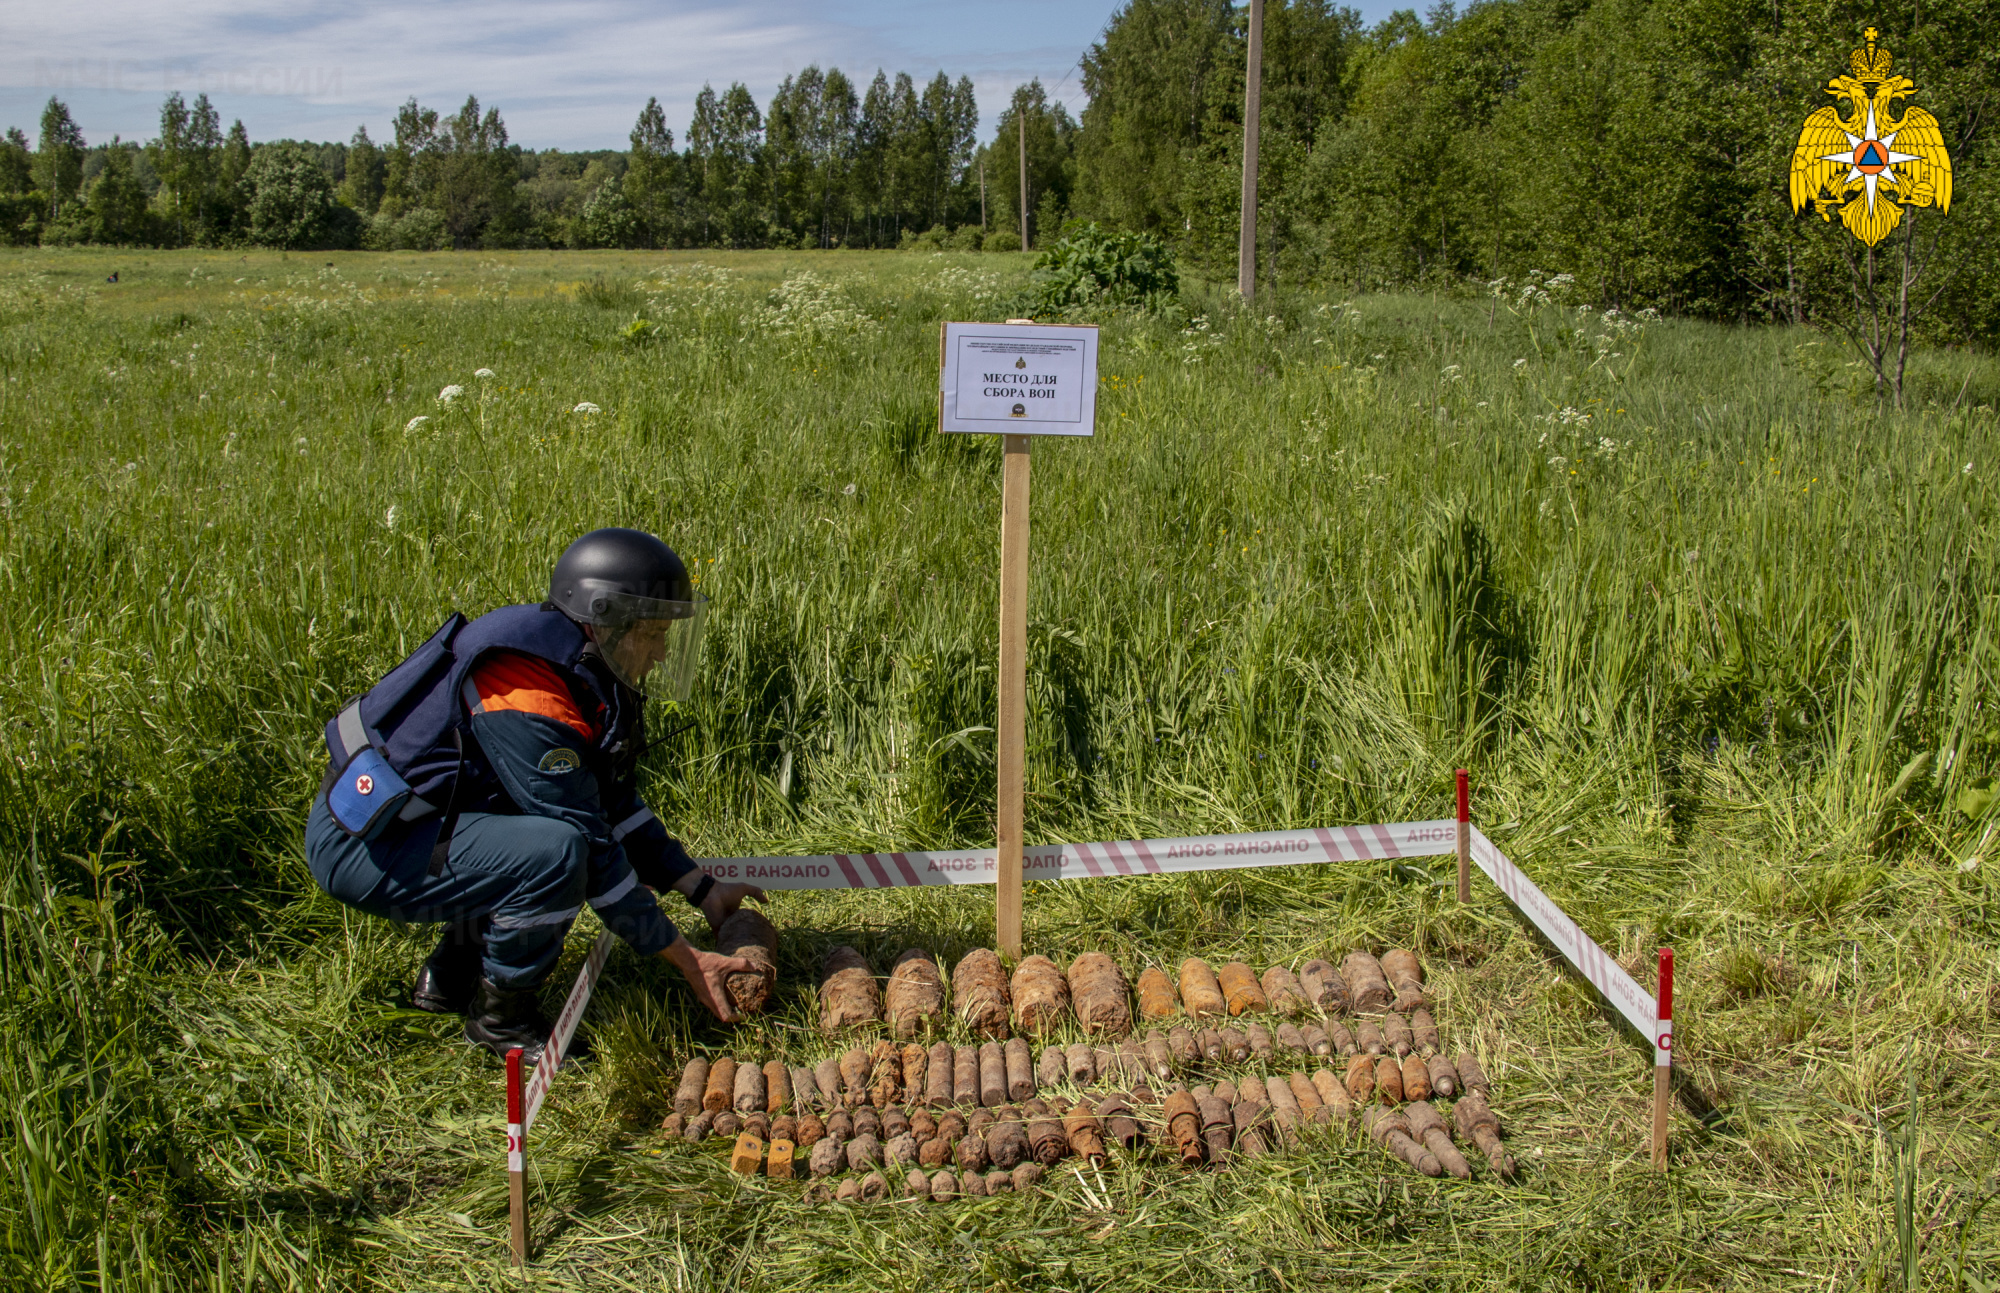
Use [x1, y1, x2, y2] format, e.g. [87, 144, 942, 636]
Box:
[2, 246, 1998, 1290]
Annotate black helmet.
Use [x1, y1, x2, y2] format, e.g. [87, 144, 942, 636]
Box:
[549, 528, 707, 698]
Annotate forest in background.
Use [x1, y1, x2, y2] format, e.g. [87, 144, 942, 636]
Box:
[2, 0, 1997, 341]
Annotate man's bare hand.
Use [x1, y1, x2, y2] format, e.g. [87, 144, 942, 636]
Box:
[661, 939, 756, 1023]
[698, 880, 768, 933]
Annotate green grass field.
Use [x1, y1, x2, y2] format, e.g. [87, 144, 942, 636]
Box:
[3, 246, 1999, 1290]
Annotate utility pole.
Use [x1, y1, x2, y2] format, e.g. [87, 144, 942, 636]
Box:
[1238, 0, 1264, 300]
[1018, 105, 1031, 250]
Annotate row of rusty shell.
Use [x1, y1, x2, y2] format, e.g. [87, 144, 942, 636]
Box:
[812, 945, 1430, 1037]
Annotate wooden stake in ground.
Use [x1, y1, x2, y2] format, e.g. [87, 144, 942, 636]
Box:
[506, 1046, 527, 1266]
[996, 430, 1030, 959]
[1654, 947, 1673, 1169]
[1237, 0, 1264, 301]
[1456, 767, 1472, 903]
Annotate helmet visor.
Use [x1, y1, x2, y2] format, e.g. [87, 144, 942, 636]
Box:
[589, 592, 708, 700]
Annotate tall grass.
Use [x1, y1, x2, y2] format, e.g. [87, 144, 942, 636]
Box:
[0, 248, 1996, 1289]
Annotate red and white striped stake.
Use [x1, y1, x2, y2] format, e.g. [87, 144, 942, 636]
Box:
[506, 1046, 527, 1266]
[1455, 768, 1472, 903]
[1653, 947, 1673, 1169]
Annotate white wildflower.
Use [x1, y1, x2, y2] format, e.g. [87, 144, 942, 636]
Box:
[437, 384, 465, 404]
[1513, 358, 1527, 368]
[1965, 462, 1974, 474]
[384, 505, 400, 530]
[474, 367, 495, 379]
[842, 483, 857, 496]
[573, 401, 601, 414]
[405, 416, 430, 433]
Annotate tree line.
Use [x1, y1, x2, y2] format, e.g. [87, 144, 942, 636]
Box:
[3, 0, 1996, 341]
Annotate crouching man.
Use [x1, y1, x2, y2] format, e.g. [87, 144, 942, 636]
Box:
[305, 527, 764, 1062]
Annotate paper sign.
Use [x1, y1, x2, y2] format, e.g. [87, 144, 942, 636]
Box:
[940, 321, 1098, 436]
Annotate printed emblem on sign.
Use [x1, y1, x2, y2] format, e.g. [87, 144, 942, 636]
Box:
[1014, 358, 1026, 369]
[1790, 27, 1952, 247]
[1012, 403, 1026, 416]
[354, 774, 374, 796]
[538, 747, 583, 774]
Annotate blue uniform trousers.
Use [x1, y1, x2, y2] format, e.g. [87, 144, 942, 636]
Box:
[306, 794, 594, 989]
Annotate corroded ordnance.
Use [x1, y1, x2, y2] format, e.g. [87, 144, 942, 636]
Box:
[1178, 959, 1227, 1020]
[1340, 952, 1393, 1011]
[952, 948, 1011, 1038]
[674, 1057, 710, 1116]
[1260, 965, 1308, 1016]
[1299, 958, 1351, 1013]
[1137, 965, 1180, 1020]
[716, 909, 778, 1015]
[820, 945, 882, 1031]
[1379, 948, 1426, 1013]
[1011, 955, 1071, 1036]
[885, 948, 946, 1039]
[1216, 962, 1268, 1015]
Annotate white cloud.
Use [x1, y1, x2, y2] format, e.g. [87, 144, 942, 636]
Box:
[0, 0, 1106, 148]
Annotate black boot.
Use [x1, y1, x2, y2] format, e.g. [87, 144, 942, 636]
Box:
[464, 977, 553, 1064]
[411, 917, 487, 1015]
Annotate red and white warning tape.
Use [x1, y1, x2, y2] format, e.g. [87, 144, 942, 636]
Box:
[697, 819, 1463, 891]
[520, 929, 614, 1130]
[1468, 827, 1670, 1065]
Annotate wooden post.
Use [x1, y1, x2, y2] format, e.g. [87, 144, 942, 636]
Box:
[996, 432, 1031, 959]
[506, 1046, 528, 1266]
[1017, 109, 1030, 251]
[1653, 947, 1673, 1169]
[1455, 768, 1471, 903]
[1237, 0, 1264, 300]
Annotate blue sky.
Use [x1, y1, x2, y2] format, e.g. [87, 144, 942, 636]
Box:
[2, 0, 1407, 152]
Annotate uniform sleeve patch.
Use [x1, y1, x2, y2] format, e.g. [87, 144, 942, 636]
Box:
[537, 747, 584, 774]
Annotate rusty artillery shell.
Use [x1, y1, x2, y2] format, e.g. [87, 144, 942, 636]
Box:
[826, 1110, 854, 1143]
[904, 1168, 929, 1198]
[820, 945, 882, 1032]
[1402, 1053, 1431, 1102]
[1004, 1037, 1036, 1101]
[928, 1169, 958, 1200]
[1299, 958, 1352, 1013]
[1143, 1030, 1174, 1078]
[1178, 958, 1227, 1020]
[978, 1042, 1007, 1108]
[1453, 1091, 1516, 1178]
[1287, 1071, 1326, 1124]
[833, 1178, 860, 1203]
[1231, 1100, 1270, 1159]
[856, 1170, 888, 1201]
[764, 1060, 792, 1114]
[1064, 1042, 1095, 1085]
[1263, 1075, 1302, 1140]
[901, 1044, 928, 1105]
[1364, 1106, 1440, 1176]
[1383, 1013, 1414, 1058]
[1344, 1054, 1376, 1104]
[1063, 1100, 1107, 1163]
[1164, 1089, 1204, 1166]
[1010, 955, 1071, 1036]
[1261, 965, 1308, 1016]
[1137, 965, 1180, 1020]
[961, 1168, 988, 1197]
[1216, 962, 1268, 1015]
[789, 1065, 818, 1110]
[660, 1111, 685, 1137]
[808, 1137, 843, 1177]
[1098, 1092, 1143, 1149]
[1246, 1022, 1275, 1062]
[1410, 1007, 1440, 1055]
[838, 1045, 871, 1103]
[1023, 1098, 1068, 1165]
[733, 1060, 766, 1114]
[1168, 1025, 1199, 1066]
[885, 948, 946, 1040]
[674, 1057, 710, 1116]
[938, 1110, 967, 1143]
[909, 1109, 937, 1141]
[1037, 1045, 1066, 1090]
[1455, 1051, 1492, 1097]
[796, 1112, 826, 1147]
[1379, 948, 1426, 1012]
[682, 1110, 714, 1143]
[1068, 951, 1133, 1037]
[884, 1133, 917, 1168]
[1196, 1094, 1234, 1166]
[1406, 1101, 1470, 1179]
[918, 1135, 951, 1168]
[952, 948, 1011, 1039]
[1356, 1020, 1386, 1056]
[845, 1132, 882, 1171]
[925, 1041, 954, 1107]
[953, 1044, 980, 1106]
[984, 1167, 1011, 1194]
[1374, 1055, 1403, 1104]
[1197, 1027, 1224, 1063]
[1301, 1023, 1331, 1057]
[1326, 1019, 1358, 1056]
[1275, 1021, 1307, 1055]
[814, 1057, 844, 1110]
[1312, 1068, 1354, 1120]
[986, 1106, 1030, 1169]
[741, 1110, 768, 1140]
[869, 1040, 902, 1108]
[1424, 1052, 1459, 1097]
[717, 908, 778, 1016]
[772, 1114, 797, 1144]
[703, 1057, 737, 1113]
[1117, 1038, 1148, 1083]
[882, 1107, 910, 1139]
[1220, 1027, 1251, 1064]
[1012, 1162, 1044, 1191]
[713, 1110, 741, 1139]
[955, 1127, 989, 1173]
[1340, 951, 1394, 1011]
[1212, 1078, 1238, 1105]
[853, 1106, 882, 1140]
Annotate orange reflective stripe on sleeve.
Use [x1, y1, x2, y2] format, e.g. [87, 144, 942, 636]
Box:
[468, 652, 600, 741]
